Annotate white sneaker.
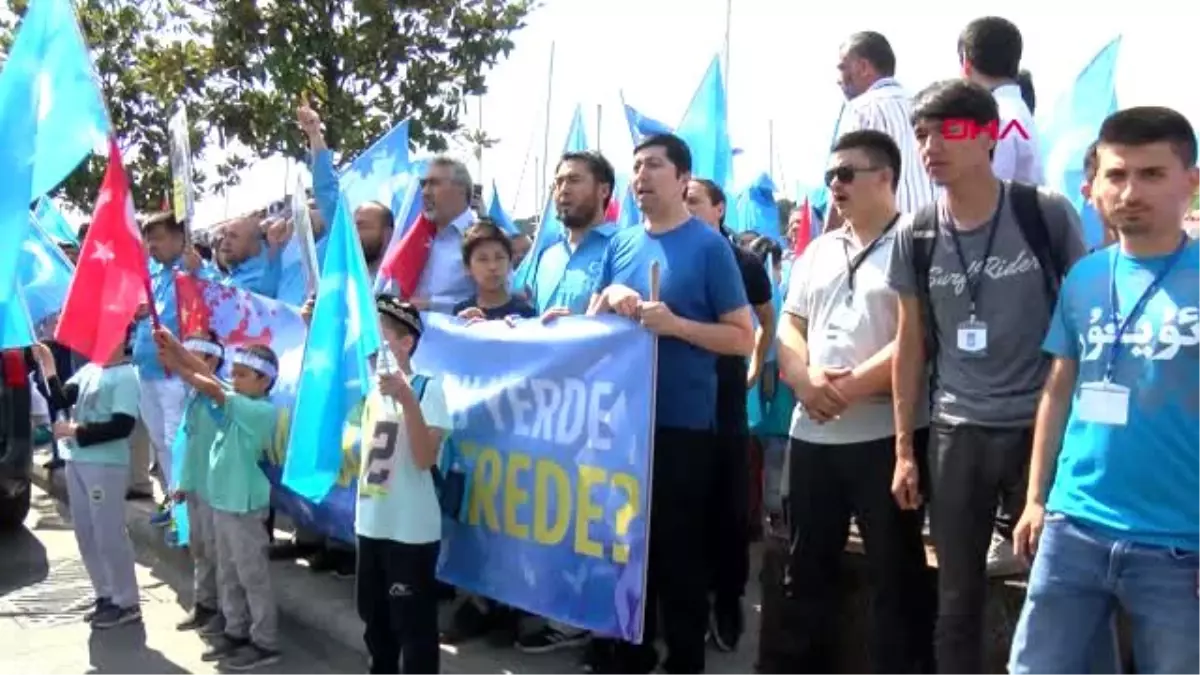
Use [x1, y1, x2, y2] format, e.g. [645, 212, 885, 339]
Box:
[986, 532, 1026, 577]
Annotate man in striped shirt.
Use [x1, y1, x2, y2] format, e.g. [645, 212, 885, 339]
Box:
[827, 31, 939, 231]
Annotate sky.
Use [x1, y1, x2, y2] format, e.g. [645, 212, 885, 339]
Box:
[188, 0, 1199, 227]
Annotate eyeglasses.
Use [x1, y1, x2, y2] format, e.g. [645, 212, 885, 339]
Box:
[823, 165, 883, 187]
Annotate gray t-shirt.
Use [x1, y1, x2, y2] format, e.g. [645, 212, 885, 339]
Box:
[886, 183, 1086, 427]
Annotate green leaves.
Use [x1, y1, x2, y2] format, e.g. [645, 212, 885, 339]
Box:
[0, 0, 533, 217]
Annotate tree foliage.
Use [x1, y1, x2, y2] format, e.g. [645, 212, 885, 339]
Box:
[0, 0, 534, 215]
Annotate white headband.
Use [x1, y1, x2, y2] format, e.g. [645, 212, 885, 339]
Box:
[183, 339, 224, 359]
[231, 349, 277, 379]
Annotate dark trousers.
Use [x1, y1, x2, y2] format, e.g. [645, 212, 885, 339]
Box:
[786, 432, 935, 673]
[356, 536, 441, 674]
[603, 428, 719, 674]
[708, 430, 750, 606]
[927, 423, 1031, 674]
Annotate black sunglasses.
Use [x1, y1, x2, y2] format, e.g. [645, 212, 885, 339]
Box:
[824, 165, 883, 187]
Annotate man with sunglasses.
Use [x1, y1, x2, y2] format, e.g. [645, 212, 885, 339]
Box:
[776, 129, 934, 672]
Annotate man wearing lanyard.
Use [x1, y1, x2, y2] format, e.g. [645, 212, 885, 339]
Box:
[778, 130, 933, 672]
[886, 80, 1086, 674]
[1008, 107, 1199, 673]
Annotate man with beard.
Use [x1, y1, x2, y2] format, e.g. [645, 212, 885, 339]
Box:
[409, 157, 478, 312]
[216, 213, 284, 298]
[511, 150, 616, 657]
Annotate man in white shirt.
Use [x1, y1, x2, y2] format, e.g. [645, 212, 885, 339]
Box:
[827, 31, 939, 232]
[778, 129, 933, 672]
[958, 17, 1044, 185]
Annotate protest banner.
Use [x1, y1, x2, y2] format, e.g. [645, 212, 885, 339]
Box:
[414, 313, 655, 643]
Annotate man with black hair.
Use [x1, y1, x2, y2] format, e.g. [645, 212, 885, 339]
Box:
[1082, 141, 1118, 247]
[886, 79, 1086, 673]
[958, 17, 1043, 185]
[589, 133, 753, 674]
[1010, 106, 1199, 674]
[684, 176, 774, 653]
[779, 129, 933, 672]
[828, 31, 938, 233]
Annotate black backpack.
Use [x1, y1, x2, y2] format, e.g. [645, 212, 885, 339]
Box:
[911, 181, 1069, 359]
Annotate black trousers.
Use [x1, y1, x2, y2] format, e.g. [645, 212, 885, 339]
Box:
[356, 536, 441, 674]
[927, 423, 1031, 674]
[786, 432, 935, 673]
[601, 427, 719, 674]
[708, 430, 750, 606]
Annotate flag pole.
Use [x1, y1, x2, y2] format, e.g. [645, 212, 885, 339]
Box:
[722, 0, 732, 88]
[540, 41, 556, 208]
[595, 104, 603, 151]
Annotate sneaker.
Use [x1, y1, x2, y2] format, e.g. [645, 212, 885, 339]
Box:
[149, 508, 173, 528]
[306, 549, 338, 573]
[91, 604, 142, 629]
[176, 604, 218, 631]
[331, 557, 356, 580]
[517, 626, 591, 654]
[201, 634, 249, 662]
[709, 597, 744, 652]
[225, 643, 282, 671]
[83, 597, 112, 622]
[198, 613, 227, 637]
[126, 489, 154, 501]
[986, 532, 1027, 577]
[440, 599, 491, 644]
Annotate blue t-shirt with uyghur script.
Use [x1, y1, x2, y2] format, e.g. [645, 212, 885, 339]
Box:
[1044, 239, 1199, 552]
[598, 218, 749, 431]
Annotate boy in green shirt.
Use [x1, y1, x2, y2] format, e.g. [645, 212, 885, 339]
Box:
[168, 330, 227, 637]
[155, 327, 282, 671]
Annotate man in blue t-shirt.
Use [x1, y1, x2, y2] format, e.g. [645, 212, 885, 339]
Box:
[1009, 107, 1200, 674]
[588, 133, 754, 674]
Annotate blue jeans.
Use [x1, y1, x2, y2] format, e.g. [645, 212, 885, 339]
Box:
[1010, 513, 1199, 674]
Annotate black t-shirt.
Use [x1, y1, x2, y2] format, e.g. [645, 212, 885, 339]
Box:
[715, 244, 773, 435]
[452, 295, 537, 320]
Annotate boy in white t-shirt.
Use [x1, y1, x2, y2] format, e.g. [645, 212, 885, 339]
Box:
[355, 295, 452, 674]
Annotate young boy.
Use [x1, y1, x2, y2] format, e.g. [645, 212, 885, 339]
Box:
[453, 220, 536, 321]
[32, 335, 142, 630]
[154, 328, 281, 671]
[356, 295, 453, 674]
[170, 330, 227, 636]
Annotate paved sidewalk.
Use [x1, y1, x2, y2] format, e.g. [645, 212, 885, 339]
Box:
[30, 448, 761, 674]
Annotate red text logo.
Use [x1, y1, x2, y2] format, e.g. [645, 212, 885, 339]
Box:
[941, 118, 1030, 141]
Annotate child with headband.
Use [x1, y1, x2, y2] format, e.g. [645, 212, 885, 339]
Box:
[154, 327, 282, 671]
[169, 330, 227, 638]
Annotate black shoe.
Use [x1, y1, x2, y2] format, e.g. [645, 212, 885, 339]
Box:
[91, 604, 142, 630]
[125, 489, 154, 501]
[83, 597, 112, 623]
[331, 556, 356, 579]
[709, 596, 744, 653]
[517, 625, 591, 654]
[268, 540, 318, 561]
[307, 549, 338, 573]
[440, 600, 491, 644]
[225, 643, 282, 671]
[176, 604, 218, 631]
[202, 634, 250, 662]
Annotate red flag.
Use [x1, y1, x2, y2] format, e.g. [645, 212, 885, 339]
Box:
[792, 197, 813, 256]
[161, 192, 170, 213]
[56, 139, 152, 363]
[378, 213, 437, 299]
[604, 198, 620, 223]
[174, 272, 212, 336]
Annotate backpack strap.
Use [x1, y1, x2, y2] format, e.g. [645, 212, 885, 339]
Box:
[410, 373, 430, 403]
[1008, 182, 1064, 306]
[910, 203, 941, 360]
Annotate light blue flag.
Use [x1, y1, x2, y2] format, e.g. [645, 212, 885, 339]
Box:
[0, 0, 108, 203]
[513, 105, 589, 291]
[620, 95, 674, 143]
[20, 214, 74, 326]
[675, 55, 733, 191]
[33, 196, 78, 245]
[733, 173, 782, 243]
[1040, 36, 1122, 249]
[283, 192, 381, 502]
[486, 181, 519, 235]
[339, 119, 411, 216]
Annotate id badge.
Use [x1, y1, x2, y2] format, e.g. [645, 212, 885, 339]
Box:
[1077, 381, 1130, 427]
[828, 301, 860, 332]
[956, 318, 988, 355]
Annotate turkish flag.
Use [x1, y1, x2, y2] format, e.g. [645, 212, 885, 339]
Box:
[55, 139, 152, 363]
[378, 213, 437, 299]
[793, 197, 813, 256]
[604, 198, 620, 223]
[174, 272, 211, 336]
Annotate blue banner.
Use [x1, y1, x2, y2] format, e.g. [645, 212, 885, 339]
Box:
[414, 314, 656, 643]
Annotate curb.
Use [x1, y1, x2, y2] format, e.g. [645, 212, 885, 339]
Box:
[29, 461, 369, 660]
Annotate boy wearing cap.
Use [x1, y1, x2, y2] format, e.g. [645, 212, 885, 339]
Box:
[355, 295, 452, 674]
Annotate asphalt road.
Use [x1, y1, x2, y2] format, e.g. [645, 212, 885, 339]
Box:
[0, 485, 365, 674]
